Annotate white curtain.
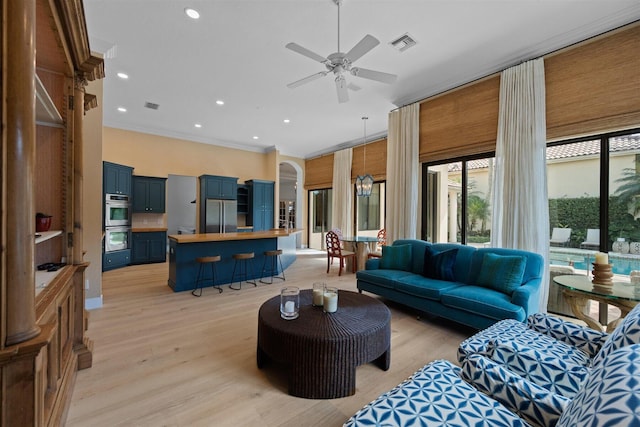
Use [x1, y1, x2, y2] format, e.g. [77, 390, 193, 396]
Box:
[331, 148, 353, 237]
[491, 58, 550, 312]
[386, 103, 419, 244]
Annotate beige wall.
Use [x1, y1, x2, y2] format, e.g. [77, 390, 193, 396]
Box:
[83, 79, 104, 304]
[103, 127, 274, 181]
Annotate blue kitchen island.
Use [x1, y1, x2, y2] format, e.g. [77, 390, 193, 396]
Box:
[168, 229, 300, 292]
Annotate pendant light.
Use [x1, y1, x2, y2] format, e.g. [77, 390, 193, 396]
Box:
[355, 116, 374, 197]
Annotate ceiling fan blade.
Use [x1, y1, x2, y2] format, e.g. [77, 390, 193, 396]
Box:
[285, 42, 328, 63]
[345, 34, 380, 63]
[335, 76, 349, 103]
[351, 67, 397, 84]
[287, 72, 328, 89]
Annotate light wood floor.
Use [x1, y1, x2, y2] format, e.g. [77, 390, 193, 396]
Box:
[67, 253, 475, 427]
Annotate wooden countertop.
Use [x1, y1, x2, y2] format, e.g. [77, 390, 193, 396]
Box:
[132, 227, 168, 232]
[169, 229, 302, 244]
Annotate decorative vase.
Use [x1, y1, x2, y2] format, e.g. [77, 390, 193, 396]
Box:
[592, 263, 614, 287]
[35, 214, 52, 232]
[612, 240, 630, 253]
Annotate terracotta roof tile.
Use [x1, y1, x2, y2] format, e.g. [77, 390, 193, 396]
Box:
[447, 134, 640, 171]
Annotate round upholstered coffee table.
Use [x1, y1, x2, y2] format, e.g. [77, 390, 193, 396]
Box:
[257, 289, 391, 399]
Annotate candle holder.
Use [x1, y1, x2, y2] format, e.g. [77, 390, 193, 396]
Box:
[312, 282, 326, 307]
[280, 286, 299, 320]
[323, 287, 338, 313]
[591, 263, 614, 287]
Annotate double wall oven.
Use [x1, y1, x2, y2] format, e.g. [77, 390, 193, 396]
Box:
[105, 194, 130, 252]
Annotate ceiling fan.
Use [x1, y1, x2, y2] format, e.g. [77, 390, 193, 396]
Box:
[285, 0, 397, 103]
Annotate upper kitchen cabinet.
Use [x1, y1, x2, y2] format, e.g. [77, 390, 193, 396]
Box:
[199, 175, 238, 200]
[237, 184, 249, 214]
[133, 176, 167, 213]
[247, 180, 275, 231]
[104, 161, 133, 195]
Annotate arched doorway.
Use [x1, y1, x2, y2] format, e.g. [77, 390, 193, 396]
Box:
[279, 161, 303, 248]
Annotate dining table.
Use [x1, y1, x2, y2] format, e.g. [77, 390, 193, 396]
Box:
[340, 236, 380, 271]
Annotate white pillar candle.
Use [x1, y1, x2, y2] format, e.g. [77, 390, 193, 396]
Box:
[323, 291, 338, 313]
[312, 289, 324, 306]
[595, 252, 609, 264]
[284, 300, 295, 313]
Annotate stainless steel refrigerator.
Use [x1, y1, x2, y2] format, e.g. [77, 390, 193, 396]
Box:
[205, 199, 238, 233]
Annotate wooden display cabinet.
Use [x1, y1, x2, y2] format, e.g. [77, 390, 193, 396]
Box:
[1, 0, 104, 425]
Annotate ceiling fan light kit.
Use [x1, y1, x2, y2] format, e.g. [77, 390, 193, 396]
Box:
[286, 0, 397, 103]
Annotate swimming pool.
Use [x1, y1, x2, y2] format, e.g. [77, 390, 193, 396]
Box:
[549, 249, 640, 275]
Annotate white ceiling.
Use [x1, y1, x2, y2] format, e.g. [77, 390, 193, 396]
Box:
[84, 0, 640, 159]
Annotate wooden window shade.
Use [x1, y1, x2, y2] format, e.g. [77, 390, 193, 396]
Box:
[546, 24, 640, 141]
[419, 76, 500, 163]
[304, 154, 334, 190]
[351, 138, 387, 182]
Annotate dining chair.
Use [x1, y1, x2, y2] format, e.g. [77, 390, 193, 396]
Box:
[368, 228, 387, 259]
[326, 230, 355, 276]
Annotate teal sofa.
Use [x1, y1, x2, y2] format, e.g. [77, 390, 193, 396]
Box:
[356, 239, 544, 330]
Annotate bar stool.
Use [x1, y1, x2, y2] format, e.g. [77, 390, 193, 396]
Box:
[260, 249, 285, 284]
[191, 255, 222, 297]
[229, 252, 257, 290]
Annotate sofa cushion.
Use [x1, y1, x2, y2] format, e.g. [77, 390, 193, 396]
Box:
[423, 246, 458, 281]
[458, 318, 592, 367]
[379, 244, 412, 271]
[395, 275, 463, 300]
[476, 253, 526, 294]
[343, 359, 531, 427]
[441, 285, 526, 322]
[557, 344, 640, 427]
[356, 269, 415, 290]
[462, 354, 570, 427]
[489, 341, 589, 398]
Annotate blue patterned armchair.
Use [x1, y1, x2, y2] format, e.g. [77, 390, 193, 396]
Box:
[458, 302, 640, 401]
[344, 344, 640, 427]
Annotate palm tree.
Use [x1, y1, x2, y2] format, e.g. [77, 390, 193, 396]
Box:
[614, 167, 640, 217]
[468, 195, 490, 234]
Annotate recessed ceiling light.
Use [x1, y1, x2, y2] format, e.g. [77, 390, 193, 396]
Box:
[117, 107, 127, 113]
[184, 8, 200, 19]
[283, 119, 290, 124]
[216, 100, 225, 106]
[194, 123, 202, 128]
[252, 136, 259, 140]
[117, 72, 129, 79]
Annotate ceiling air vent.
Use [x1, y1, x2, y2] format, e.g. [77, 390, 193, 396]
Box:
[390, 33, 417, 52]
[144, 101, 160, 110]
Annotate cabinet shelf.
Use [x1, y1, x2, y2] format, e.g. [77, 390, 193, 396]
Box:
[35, 267, 64, 296]
[35, 74, 63, 126]
[35, 230, 62, 244]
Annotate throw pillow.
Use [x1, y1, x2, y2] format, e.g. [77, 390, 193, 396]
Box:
[379, 244, 412, 271]
[476, 252, 526, 294]
[422, 246, 458, 281]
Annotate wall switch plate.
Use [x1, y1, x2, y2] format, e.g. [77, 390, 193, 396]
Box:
[85, 279, 89, 290]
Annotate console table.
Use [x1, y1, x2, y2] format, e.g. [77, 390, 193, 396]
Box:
[257, 289, 391, 399]
[553, 275, 640, 332]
